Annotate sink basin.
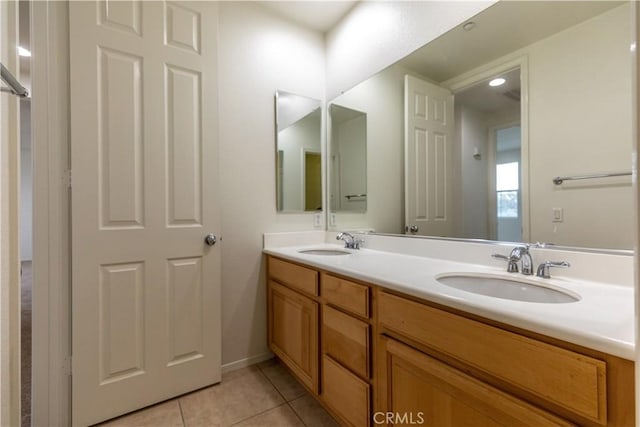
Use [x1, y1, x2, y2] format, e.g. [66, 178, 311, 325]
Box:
[436, 273, 579, 303]
[298, 249, 351, 256]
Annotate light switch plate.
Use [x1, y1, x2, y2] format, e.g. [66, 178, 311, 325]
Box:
[552, 207, 563, 222]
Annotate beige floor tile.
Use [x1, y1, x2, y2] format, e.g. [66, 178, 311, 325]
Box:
[289, 395, 339, 427]
[222, 364, 262, 383]
[256, 357, 278, 371]
[180, 368, 284, 427]
[260, 360, 306, 402]
[231, 404, 304, 427]
[97, 400, 184, 427]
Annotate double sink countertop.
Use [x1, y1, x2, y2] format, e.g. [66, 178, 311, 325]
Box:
[264, 244, 635, 360]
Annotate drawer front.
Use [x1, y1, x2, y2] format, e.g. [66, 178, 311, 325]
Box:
[321, 273, 369, 318]
[322, 305, 369, 379]
[378, 292, 607, 425]
[268, 257, 318, 296]
[322, 355, 370, 427]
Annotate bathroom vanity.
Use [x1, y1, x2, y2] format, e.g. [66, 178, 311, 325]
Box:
[264, 240, 634, 427]
[264, 1, 636, 425]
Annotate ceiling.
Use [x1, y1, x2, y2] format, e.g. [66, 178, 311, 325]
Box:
[399, 1, 623, 83]
[258, 1, 357, 33]
[455, 68, 521, 115]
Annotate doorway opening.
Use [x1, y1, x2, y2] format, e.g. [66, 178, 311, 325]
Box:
[303, 151, 322, 211]
[451, 64, 524, 242]
[18, 0, 32, 425]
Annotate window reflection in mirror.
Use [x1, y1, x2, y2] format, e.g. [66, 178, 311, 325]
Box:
[275, 91, 322, 212]
[329, 104, 367, 214]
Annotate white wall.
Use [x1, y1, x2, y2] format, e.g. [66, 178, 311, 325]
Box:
[459, 105, 489, 239]
[325, 1, 495, 99]
[526, 4, 632, 249]
[218, 2, 325, 367]
[329, 64, 407, 233]
[332, 114, 366, 212]
[20, 100, 31, 261]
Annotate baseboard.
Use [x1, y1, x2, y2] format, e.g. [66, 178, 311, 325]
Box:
[221, 351, 274, 374]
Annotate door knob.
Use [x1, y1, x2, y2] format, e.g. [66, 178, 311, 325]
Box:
[204, 233, 217, 246]
[409, 225, 419, 233]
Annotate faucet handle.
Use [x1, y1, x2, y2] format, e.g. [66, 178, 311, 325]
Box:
[492, 253, 519, 273]
[536, 261, 570, 278]
[352, 237, 363, 250]
[336, 232, 362, 249]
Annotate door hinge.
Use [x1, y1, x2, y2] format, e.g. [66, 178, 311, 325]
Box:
[63, 169, 72, 188]
[63, 356, 72, 376]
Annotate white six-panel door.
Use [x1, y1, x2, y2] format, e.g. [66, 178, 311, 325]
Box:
[404, 75, 454, 237]
[69, 2, 220, 425]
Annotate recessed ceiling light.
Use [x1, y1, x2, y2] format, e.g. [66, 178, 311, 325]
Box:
[462, 21, 476, 31]
[17, 46, 31, 57]
[489, 78, 506, 87]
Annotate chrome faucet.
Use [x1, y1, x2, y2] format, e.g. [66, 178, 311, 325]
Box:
[492, 245, 533, 275]
[336, 232, 362, 249]
[536, 261, 570, 278]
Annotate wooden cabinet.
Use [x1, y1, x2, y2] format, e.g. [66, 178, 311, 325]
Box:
[267, 260, 319, 393]
[378, 292, 607, 424]
[320, 272, 373, 426]
[377, 291, 634, 427]
[266, 256, 635, 427]
[378, 336, 574, 427]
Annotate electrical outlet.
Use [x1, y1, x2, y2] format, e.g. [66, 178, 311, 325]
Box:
[313, 212, 322, 228]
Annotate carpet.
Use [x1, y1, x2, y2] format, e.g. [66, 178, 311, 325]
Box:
[21, 261, 31, 427]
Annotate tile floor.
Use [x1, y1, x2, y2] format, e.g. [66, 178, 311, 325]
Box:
[97, 359, 339, 427]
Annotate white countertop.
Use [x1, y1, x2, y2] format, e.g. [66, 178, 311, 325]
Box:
[264, 244, 635, 360]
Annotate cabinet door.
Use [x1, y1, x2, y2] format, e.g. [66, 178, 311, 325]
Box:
[377, 336, 574, 427]
[322, 355, 370, 427]
[268, 280, 318, 392]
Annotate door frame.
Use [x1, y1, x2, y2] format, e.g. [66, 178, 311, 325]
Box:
[0, 0, 21, 425]
[31, 2, 71, 426]
[442, 55, 530, 243]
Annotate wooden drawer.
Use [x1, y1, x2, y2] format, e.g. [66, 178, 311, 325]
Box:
[378, 292, 607, 425]
[322, 305, 370, 379]
[322, 355, 370, 427]
[321, 273, 369, 318]
[268, 257, 318, 296]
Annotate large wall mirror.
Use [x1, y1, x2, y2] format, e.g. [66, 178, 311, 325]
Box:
[327, 1, 633, 251]
[275, 91, 322, 212]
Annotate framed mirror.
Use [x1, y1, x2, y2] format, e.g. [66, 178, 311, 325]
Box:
[327, 1, 633, 251]
[275, 90, 322, 212]
[329, 103, 367, 214]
